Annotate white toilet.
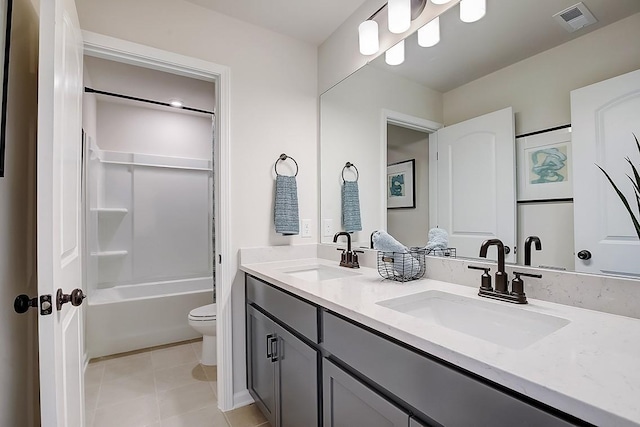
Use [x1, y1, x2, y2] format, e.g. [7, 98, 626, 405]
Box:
[188, 303, 217, 366]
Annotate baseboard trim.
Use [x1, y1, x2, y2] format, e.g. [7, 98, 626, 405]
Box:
[231, 389, 254, 410]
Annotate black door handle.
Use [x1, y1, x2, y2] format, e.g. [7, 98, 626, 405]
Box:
[56, 288, 86, 311]
[577, 250, 592, 260]
[14, 295, 38, 314]
[14, 294, 53, 315]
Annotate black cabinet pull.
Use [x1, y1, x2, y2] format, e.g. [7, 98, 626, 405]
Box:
[271, 336, 279, 362]
[266, 334, 275, 359]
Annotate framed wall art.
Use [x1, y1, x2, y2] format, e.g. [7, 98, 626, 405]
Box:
[387, 159, 415, 209]
[517, 126, 572, 202]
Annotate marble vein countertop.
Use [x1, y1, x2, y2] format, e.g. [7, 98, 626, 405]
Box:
[240, 257, 640, 427]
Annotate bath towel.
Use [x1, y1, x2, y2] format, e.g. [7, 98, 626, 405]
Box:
[342, 181, 362, 232]
[425, 228, 449, 252]
[274, 175, 299, 235]
[372, 230, 421, 278]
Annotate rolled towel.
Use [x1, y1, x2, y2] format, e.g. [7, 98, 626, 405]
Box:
[425, 228, 449, 251]
[274, 175, 299, 235]
[342, 181, 362, 232]
[372, 230, 421, 278]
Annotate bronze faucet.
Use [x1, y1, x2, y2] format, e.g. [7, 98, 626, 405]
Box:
[524, 236, 542, 266]
[333, 232, 361, 268]
[479, 239, 508, 293]
[471, 238, 541, 304]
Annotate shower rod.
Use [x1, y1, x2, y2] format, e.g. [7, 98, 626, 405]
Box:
[84, 87, 215, 116]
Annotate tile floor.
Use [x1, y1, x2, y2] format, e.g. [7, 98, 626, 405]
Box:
[85, 340, 270, 427]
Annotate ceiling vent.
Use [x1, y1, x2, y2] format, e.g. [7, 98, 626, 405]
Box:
[553, 2, 597, 33]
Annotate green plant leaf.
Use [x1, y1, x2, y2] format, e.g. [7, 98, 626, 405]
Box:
[597, 164, 640, 240]
[626, 157, 640, 193]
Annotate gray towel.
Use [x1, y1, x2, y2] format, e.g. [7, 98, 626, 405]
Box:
[342, 181, 362, 232]
[274, 175, 299, 235]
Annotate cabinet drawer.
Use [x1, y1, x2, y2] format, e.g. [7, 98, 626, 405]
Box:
[246, 274, 318, 342]
[323, 358, 408, 427]
[322, 311, 583, 427]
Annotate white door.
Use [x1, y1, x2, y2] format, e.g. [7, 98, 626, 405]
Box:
[37, 0, 85, 425]
[571, 69, 640, 276]
[435, 107, 516, 262]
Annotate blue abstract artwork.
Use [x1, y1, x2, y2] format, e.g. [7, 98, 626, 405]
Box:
[528, 145, 569, 184]
[388, 173, 405, 197]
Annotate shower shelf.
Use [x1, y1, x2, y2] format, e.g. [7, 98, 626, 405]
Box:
[91, 208, 128, 214]
[91, 250, 128, 257]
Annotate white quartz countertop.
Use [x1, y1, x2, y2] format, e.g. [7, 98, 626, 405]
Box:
[240, 257, 640, 427]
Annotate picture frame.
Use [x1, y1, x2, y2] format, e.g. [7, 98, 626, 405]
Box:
[387, 159, 415, 209]
[0, 0, 13, 178]
[516, 127, 572, 202]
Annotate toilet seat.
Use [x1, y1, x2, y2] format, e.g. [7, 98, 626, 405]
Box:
[188, 303, 216, 321]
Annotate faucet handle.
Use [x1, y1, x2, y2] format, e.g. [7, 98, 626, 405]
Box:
[353, 250, 364, 254]
[513, 271, 542, 279]
[468, 265, 492, 291]
[510, 271, 542, 302]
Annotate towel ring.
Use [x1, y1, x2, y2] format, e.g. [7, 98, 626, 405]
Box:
[342, 162, 359, 182]
[274, 153, 299, 177]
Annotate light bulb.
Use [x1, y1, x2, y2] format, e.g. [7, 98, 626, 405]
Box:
[418, 16, 440, 47]
[358, 20, 379, 55]
[460, 0, 486, 23]
[385, 40, 405, 66]
[431, 0, 452, 4]
[388, 0, 411, 34]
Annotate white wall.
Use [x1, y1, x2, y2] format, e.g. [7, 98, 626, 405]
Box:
[75, 0, 318, 400]
[443, 13, 640, 135]
[320, 65, 442, 245]
[0, 0, 40, 425]
[387, 125, 430, 247]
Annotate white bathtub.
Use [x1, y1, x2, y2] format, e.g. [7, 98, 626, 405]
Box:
[86, 276, 213, 359]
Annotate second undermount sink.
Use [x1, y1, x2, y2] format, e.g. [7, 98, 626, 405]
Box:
[280, 264, 361, 282]
[377, 290, 570, 349]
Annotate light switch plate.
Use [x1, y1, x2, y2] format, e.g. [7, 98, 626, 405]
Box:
[301, 219, 311, 238]
[323, 219, 333, 237]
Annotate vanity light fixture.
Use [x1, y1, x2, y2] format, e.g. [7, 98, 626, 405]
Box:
[169, 99, 183, 108]
[460, 0, 486, 23]
[385, 40, 405, 65]
[359, 20, 380, 55]
[388, 0, 412, 34]
[418, 16, 440, 47]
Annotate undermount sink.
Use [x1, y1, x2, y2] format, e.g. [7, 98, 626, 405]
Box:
[280, 264, 361, 282]
[377, 290, 570, 349]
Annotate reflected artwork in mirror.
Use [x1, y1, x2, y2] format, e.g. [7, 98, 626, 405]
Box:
[319, 0, 640, 277]
[0, 0, 12, 177]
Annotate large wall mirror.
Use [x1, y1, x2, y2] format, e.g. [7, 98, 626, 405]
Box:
[0, 0, 13, 177]
[320, 0, 640, 277]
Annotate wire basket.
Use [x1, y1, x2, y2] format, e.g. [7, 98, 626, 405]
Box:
[377, 249, 426, 282]
[426, 247, 456, 258]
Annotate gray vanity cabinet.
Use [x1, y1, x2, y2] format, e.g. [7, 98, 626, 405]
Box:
[246, 276, 319, 427]
[323, 358, 409, 427]
[275, 324, 318, 427]
[246, 306, 277, 426]
[323, 312, 582, 427]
